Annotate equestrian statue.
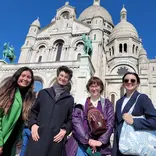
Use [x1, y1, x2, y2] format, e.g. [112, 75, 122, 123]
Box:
[82, 34, 93, 56]
[3, 43, 16, 63]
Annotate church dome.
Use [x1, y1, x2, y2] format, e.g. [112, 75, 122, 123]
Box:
[110, 6, 138, 41]
[139, 47, 147, 57]
[31, 18, 40, 28]
[79, 3, 113, 24]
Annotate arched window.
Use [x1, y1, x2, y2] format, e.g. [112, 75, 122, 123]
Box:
[39, 45, 46, 50]
[61, 11, 69, 19]
[119, 44, 122, 53]
[109, 48, 111, 56]
[76, 42, 84, 51]
[34, 80, 43, 92]
[54, 40, 64, 61]
[124, 43, 127, 52]
[94, 34, 96, 40]
[38, 56, 42, 62]
[136, 46, 138, 54]
[87, 21, 91, 24]
[112, 46, 114, 55]
[77, 53, 81, 60]
[111, 94, 115, 105]
[153, 66, 155, 72]
[56, 43, 63, 61]
[132, 45, 135, 53]
[120, 86, 125, 97]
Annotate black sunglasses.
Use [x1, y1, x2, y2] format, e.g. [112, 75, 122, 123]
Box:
[124, 79, 136, 83]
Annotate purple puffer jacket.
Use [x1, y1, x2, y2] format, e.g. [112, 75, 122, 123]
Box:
[65, 97, 115, 156]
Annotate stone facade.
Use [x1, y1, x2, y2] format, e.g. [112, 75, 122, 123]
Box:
[0, 0, 156, 107]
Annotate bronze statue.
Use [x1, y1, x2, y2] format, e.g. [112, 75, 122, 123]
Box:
[3, 43, 16, 63]
[82, 34, 93, 56]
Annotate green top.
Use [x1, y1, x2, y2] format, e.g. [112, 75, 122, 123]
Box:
[0, 89, 23, 146]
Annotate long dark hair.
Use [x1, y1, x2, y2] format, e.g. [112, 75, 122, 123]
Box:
[0, 67, 35, 120]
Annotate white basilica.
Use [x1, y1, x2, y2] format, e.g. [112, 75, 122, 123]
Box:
[0, 0, 156, 106]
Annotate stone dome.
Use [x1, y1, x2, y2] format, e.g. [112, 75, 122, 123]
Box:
[109, 6, 138, 41]
[139, 47, 147, 57]
[79, 5, 113, 24]
[31, 18, 40, 28]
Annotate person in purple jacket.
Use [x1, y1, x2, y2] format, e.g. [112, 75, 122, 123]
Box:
[66, 76, 114, 156]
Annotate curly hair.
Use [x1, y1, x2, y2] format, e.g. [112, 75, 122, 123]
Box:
[57, 66, 73, 80]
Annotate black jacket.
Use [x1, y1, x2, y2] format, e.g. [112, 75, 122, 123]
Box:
[26, 87, 74, 156]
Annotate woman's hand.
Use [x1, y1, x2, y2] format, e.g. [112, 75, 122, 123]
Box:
[31, 124, 40, 141]
[0, 147, 3, 154]
[123, 113, 134, 125]
[53, 129, 66, 143]
[89, 139, 102, 147]
[95, 141, 102, 147]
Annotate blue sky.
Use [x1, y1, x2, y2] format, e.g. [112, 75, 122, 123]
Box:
[0, 0, 156, 62]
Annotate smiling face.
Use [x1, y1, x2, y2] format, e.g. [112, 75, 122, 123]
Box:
[123, 74, 139, 93]
[56, 71, 69, 86]
[89, 83, 101, 98]
[17, 70, 32, 88]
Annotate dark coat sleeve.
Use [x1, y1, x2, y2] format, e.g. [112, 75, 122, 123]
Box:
[28, 90, 42, 129]
[61, 97, 74, 135]
[133, 94, 156, 130]
[98, 99, 115, 144]
[72, 105, 89, 145]
[112, 102, 119, 156]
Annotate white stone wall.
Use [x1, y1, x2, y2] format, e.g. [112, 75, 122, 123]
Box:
[0, 55, 94, 103]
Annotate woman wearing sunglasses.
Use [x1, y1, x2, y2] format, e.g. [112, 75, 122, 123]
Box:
[112, 72, 156, 156]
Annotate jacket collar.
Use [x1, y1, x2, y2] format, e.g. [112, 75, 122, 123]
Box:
[45, 87, 71, 102]
[116, 90, 140, 123]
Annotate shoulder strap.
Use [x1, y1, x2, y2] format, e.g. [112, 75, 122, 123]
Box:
[100, 97, 105, 112]
[128, 94, 141, 114]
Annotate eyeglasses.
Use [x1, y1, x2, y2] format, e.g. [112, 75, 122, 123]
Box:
[89, 85, 100, 89]
[123, 79, 136, 83]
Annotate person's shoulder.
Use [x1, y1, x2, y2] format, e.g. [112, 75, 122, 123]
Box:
[138, 93, 150, 102]
[139, 93, 148, 98]
[38, 88, 48, 94]
[68, 94, 74, 102]
[37, 88, 52, 97]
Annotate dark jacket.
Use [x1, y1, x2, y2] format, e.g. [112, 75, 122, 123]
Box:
[66, 97, 115, 156]
[25, 87, 74, 156]
[112, 91, 156, 156]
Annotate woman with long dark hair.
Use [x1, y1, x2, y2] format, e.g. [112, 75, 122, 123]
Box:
[0, 67, 34, 156]
[112, 72, 156, 156]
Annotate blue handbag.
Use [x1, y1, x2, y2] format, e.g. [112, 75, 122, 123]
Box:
[119, 94, 156, 156]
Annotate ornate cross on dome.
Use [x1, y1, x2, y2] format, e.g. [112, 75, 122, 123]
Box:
[93, 0, 100, 6]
